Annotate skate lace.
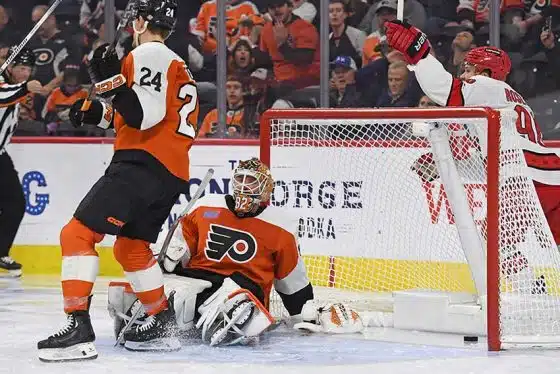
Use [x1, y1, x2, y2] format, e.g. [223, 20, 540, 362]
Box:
[137, 315, 156, 332]
[53, 314, 75, 337]
[0, 256, 14, 264]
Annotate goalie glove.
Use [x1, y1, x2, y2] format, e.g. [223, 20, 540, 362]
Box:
[152, 223, 190, 273]
[293, 301, 364, 334]
[385, 20, 431, 65]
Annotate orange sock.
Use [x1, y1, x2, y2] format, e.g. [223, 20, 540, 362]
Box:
[60, 218, 104, 313]
[114, 237, 167, 315]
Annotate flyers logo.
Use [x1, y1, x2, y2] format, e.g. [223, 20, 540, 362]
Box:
[205, 224, 257, 263]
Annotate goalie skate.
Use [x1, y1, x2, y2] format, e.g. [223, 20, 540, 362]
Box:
[123, 292, 180, 352]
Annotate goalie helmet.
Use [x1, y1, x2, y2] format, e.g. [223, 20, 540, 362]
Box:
[232, 158, 274, 216]
[134, 0, 178, 32]
[463, 46, 511, 81]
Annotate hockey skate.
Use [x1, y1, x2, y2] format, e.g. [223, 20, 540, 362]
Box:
[37, 310, 97, 362]
[123, 292, 181, 352]
[0, 256, 22, 277]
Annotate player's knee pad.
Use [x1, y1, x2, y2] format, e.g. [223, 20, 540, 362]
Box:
[60, 218, 103, 256]
[113, 237, 152, 271]
[196, 278, 275, 347]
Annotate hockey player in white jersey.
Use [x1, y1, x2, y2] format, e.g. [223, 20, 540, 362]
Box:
[0, 47, 43, 276]
[385, 20, 557, 293]
[107, 158, 364, 347]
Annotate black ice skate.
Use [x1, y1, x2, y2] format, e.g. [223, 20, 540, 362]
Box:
[37, 309, 97, 362]
[0, 256, 22, 277]
[123, 292, 180, 352]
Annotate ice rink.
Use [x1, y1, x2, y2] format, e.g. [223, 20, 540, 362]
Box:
[2, 275, 560, 374]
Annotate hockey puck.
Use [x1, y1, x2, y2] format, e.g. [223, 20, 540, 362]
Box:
[464, 336, 478, 343]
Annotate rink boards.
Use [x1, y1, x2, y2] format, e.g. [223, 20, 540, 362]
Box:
[7, 139, 559, 294]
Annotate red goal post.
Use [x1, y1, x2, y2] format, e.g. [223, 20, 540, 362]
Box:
[260, 107, 560, 351]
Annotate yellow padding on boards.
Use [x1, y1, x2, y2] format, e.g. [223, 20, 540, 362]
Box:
[8, 245, 124, 276]
[7, 247, 560, 295]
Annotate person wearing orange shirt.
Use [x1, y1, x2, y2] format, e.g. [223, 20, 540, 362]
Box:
[193, 0, 262, 54]
[259, 0, 320, 106]
[199, 75, 246, 138]
[38, 0, 199, 362]
[108, 158, 364, 347]
[43, 65, 88, 133]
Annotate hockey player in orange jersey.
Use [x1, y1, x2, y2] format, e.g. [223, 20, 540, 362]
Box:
[107, 158, 365, 346]
[37, 0, 199, 362]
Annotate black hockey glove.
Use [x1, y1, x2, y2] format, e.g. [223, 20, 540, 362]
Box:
[88, 43, 127, 98]
[70, 98, 114, 129]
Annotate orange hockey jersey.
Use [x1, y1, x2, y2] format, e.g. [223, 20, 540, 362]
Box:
[193, 0, 262, 54]
[457, 0, 524, 22]
[178, 194, 310, 309]
[113, 41, 199, 182]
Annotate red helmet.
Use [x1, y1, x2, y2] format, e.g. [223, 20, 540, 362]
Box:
[463, 47, 512, 81]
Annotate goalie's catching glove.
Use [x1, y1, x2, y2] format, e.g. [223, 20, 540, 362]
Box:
[385, 20, 431, 65]
[293, 301, 364, 334]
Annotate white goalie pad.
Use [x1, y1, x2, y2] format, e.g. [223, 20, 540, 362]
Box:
[196, 278, 275, 346]
[293, 300, 364, 334]
[107, 276, 213, 338]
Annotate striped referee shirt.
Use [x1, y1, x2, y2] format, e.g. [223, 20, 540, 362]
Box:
[0, 77, 29, 154]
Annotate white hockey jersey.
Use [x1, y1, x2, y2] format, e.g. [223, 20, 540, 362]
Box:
[414, 54, 560, 185]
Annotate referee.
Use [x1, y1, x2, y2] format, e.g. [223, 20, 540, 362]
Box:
[0, 47, 44, 276]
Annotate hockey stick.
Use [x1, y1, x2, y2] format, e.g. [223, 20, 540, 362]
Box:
[114, 169, 214, 346]
[0, 0, 63, 75]
[81, 0, 136, 111]
[397, 0, 404, 21]
[157, 168, 215, 264]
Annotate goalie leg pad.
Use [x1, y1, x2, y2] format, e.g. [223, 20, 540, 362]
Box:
[108, 281, 144, 340]
[196, 279, 275, 347]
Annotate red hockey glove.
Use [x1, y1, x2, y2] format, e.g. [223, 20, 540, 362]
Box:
[385, 20, 431, 65]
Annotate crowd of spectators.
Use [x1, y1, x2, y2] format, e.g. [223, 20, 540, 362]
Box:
[1, 0, 559, 139]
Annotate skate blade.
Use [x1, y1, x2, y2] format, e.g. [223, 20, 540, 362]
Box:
[124, 337, 181, 352]
[38, 342, 98, 362]
[0, 269, 21, 278]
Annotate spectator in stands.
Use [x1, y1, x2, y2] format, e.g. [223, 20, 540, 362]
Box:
[446, 27, 476, 76]
[541, 25, 560, 85]
[376, 61, 422, 107]
[345, 0, 371, 28]
[243, 67, 273, 135]
[0, 5, 22, 49]
[292, 0, 317, 23]
[43, 64, 88, 135]
[228, 37, 257, 77]
[260, 0, 320, 108]
[329, 56, 364, 108]
[29, 5, 78, 93]
[361, 0, 397, 66]
[193, 0, 262, 55]
[360, 0, 426, 35]
[199, 75, 253, 138]
[329, 0, 366, 68]
[418, 94, 439, 108]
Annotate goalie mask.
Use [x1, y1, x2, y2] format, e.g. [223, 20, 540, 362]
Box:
[232, 158, 274, 216]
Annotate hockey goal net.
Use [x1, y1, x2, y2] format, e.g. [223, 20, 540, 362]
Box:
[260, 107, 560, 350]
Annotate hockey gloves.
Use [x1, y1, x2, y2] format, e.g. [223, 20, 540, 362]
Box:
[385, 20, 431, 65]
[70, 98, 114, 129]
[88, 43, 127, 98]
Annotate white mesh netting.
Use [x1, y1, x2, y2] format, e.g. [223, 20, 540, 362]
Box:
[264, 108, 560, 346]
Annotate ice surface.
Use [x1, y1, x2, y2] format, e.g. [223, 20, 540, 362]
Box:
[1, 276, 559, 374]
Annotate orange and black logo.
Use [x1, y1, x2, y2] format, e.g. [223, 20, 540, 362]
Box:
[205, 224, 257, 263]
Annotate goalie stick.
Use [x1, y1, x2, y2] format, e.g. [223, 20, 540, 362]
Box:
[115, 168, 215, 347]
[81, 0, 136, 112]
[0, 0, 63, 75]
